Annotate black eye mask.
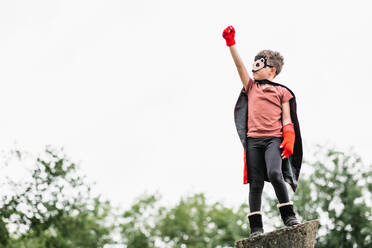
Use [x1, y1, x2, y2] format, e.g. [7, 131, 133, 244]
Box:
[252, 55, 274, 72]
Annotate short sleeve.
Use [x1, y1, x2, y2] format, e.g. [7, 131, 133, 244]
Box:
[281, 87, 293, 103]
[243, 77, 254, 93]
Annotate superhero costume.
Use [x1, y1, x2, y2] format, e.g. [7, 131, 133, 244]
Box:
[233, 78, 303, 192]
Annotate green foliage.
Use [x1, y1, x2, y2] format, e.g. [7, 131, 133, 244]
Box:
[264, 145, 372, 248]
[121, 192, 250, 248]
[310, 146, 372, 248]
[1, 144, 371, 248]
[120, 192, 160, 248]
[0, 218, 9, 247]
[0, 146, 116, 248]
[156, 193, 249, 247]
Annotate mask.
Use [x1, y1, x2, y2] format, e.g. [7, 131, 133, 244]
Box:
[252, 55, 274, 72]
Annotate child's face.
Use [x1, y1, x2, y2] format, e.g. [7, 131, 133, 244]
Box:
[252, 56, 276, 81]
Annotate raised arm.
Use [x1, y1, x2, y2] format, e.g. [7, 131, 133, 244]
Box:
[222, 26, 253, 91]
[229, 45, 253, 91]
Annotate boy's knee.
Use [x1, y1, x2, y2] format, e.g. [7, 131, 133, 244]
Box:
[268, 171, 284, 184]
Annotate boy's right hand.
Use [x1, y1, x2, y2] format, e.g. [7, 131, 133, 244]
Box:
[222, 25, 236, 47]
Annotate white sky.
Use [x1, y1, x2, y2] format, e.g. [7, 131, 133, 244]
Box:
[1, 0, 371, 220]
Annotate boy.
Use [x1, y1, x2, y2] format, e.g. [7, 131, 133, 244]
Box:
[222, 25, 303, 238]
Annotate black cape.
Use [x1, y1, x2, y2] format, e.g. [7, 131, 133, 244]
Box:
[233, 79, 303, 192]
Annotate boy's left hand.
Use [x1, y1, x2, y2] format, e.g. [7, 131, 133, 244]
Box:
[280, 123, 295, 159]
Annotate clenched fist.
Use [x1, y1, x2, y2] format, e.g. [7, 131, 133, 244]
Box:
[222, 25, 236, 47]
[280, 123, 295, 159]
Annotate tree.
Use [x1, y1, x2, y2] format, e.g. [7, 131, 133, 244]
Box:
[156, 193, 249, 248]
[120, 191, 160, 248]
[5, 144, 369, 247]
[0, 146, 116, 248]
[120, 191, 250, 248]
[263, 144, 372, 248]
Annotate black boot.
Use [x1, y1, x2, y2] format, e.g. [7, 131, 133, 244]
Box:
[277, 201, 301, 226]
[247, 212, 264, 238]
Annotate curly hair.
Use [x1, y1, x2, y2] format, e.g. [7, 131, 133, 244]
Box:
[255, 49, 284, 76]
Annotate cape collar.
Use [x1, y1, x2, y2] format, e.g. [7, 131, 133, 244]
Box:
[254, 79, 275, 84]
[252, 79, 296, 100]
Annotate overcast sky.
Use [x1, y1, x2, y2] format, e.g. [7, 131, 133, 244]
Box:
[1, 0, 371, 221]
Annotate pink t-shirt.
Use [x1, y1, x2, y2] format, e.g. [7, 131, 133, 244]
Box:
[243, 78, 293, 138]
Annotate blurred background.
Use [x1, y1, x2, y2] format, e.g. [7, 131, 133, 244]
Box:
[0, 0, 371, 247]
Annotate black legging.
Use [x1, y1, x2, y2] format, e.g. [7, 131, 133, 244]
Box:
[246, 136, 290, 212]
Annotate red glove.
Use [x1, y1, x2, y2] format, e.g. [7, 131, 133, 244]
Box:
[280, 123, 295, 159]
[222, 25, 236, 47]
